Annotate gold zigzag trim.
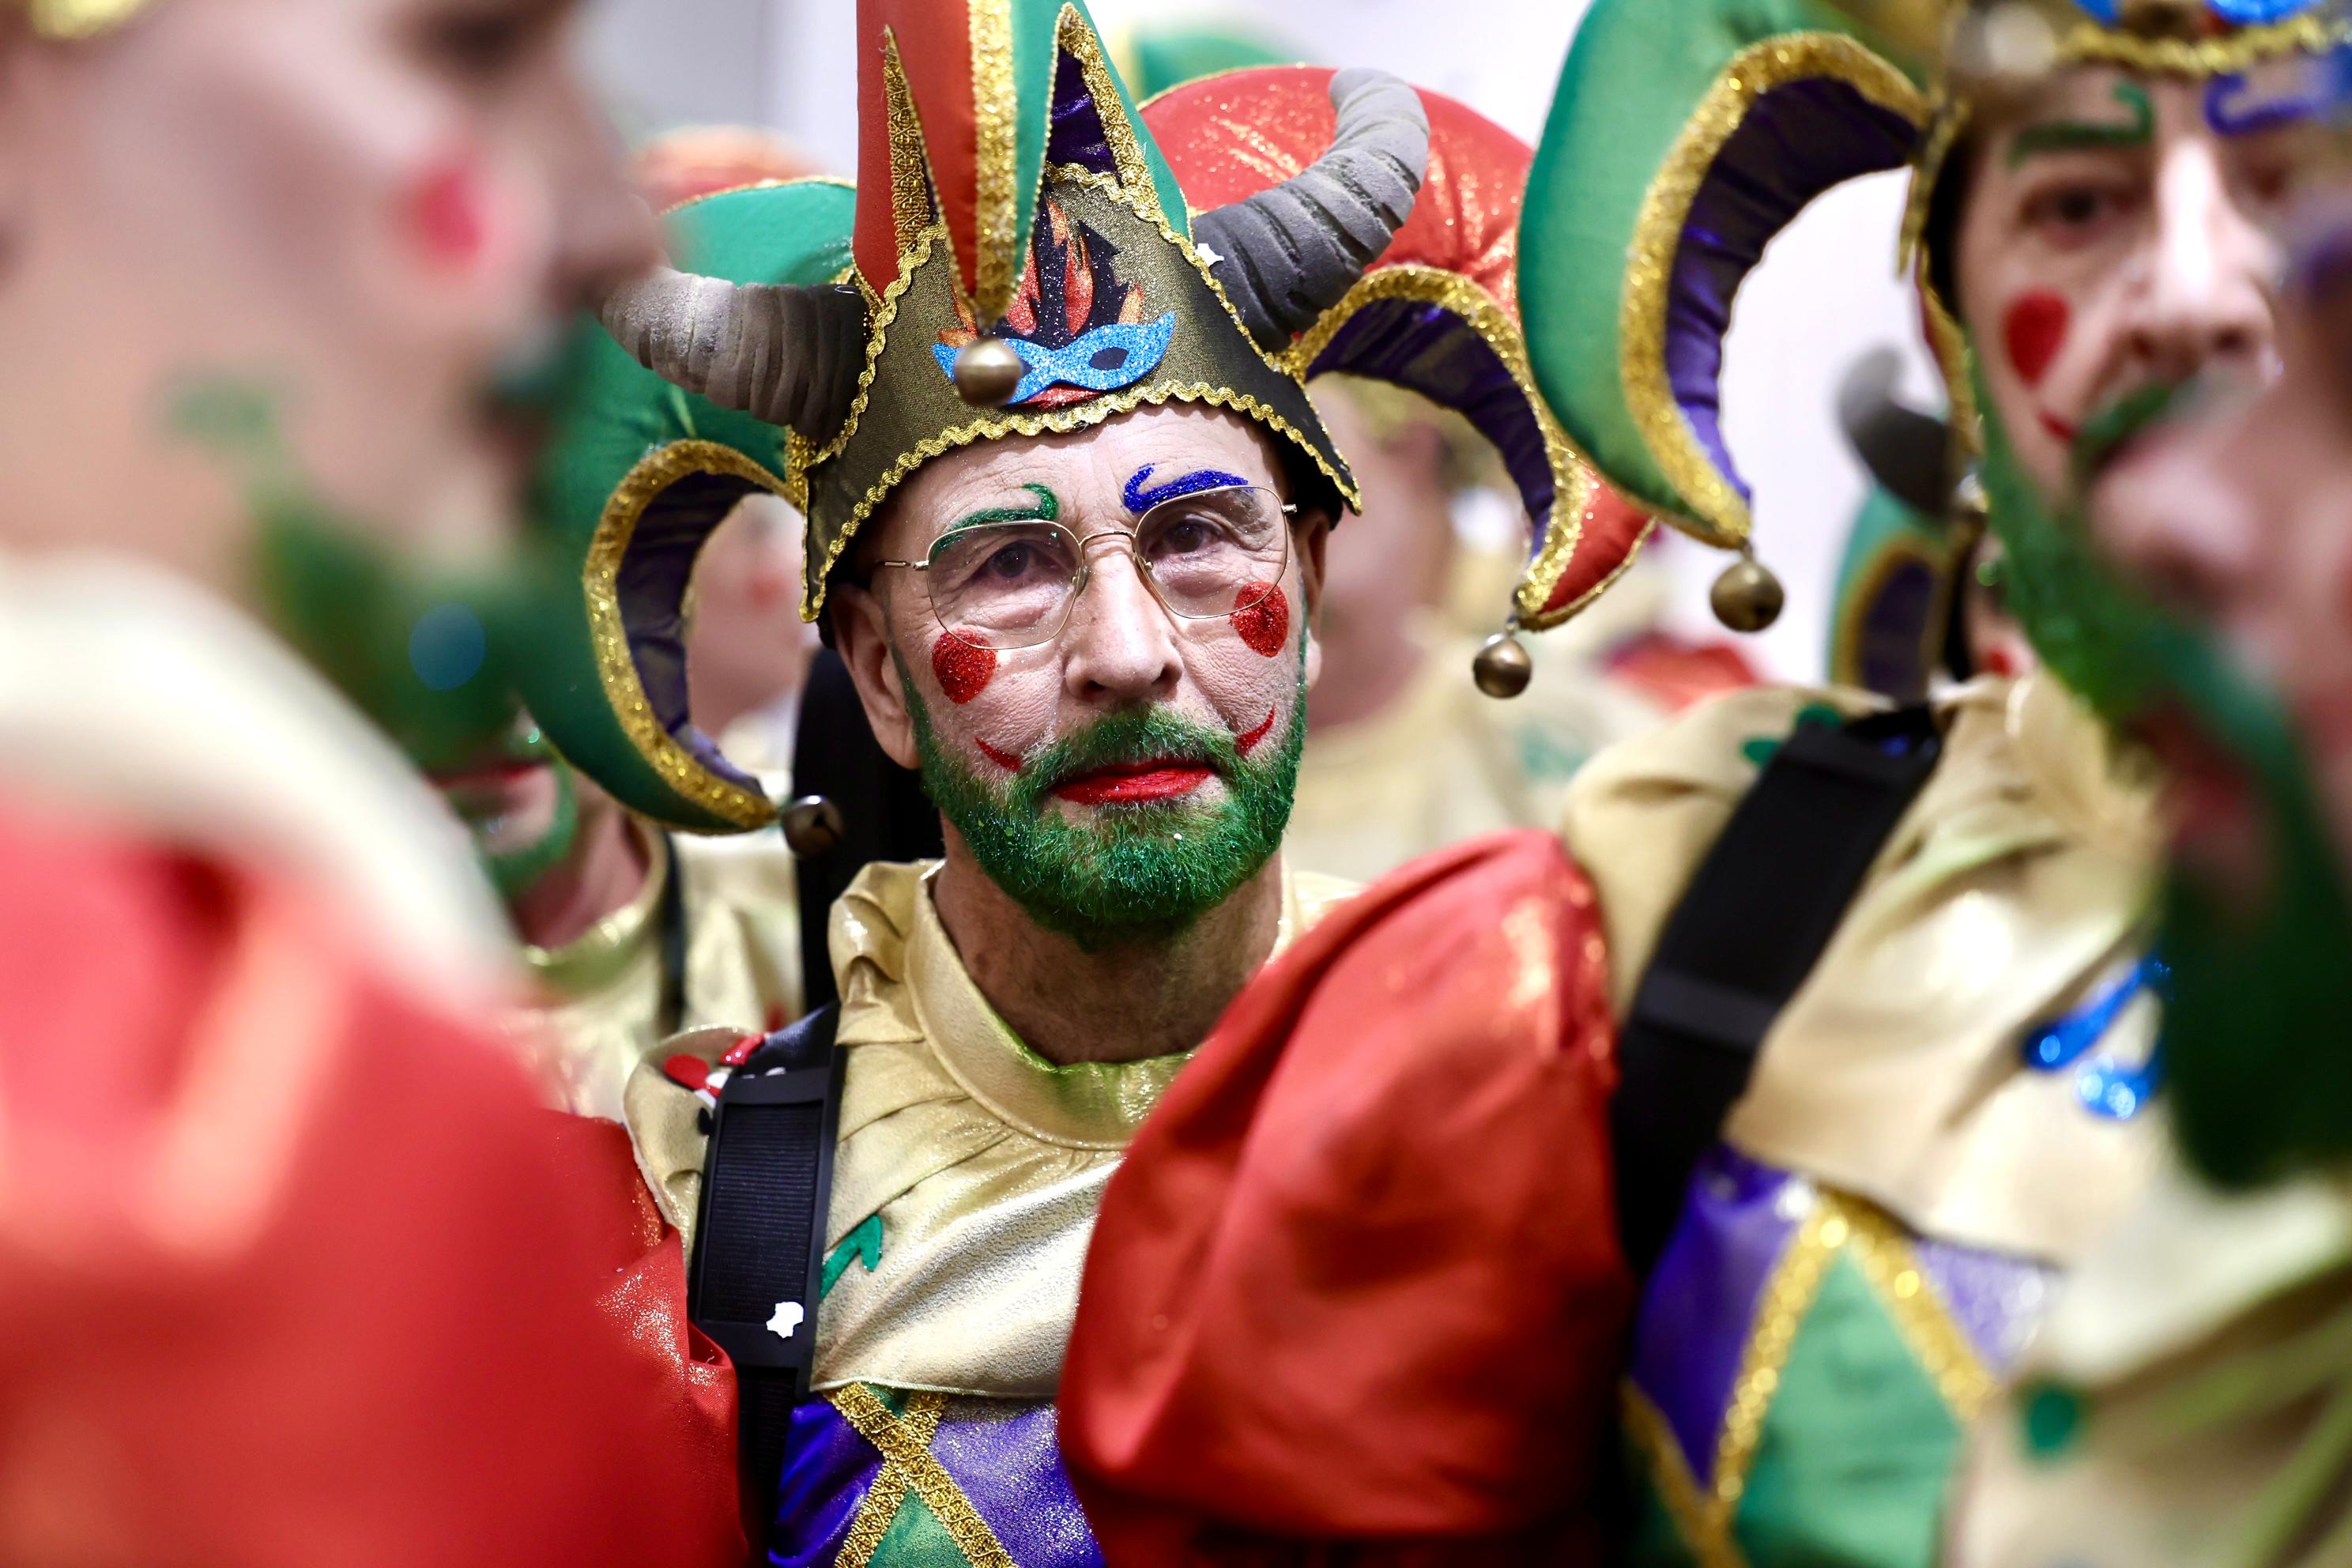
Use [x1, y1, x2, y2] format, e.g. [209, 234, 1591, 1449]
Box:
[800, 165, 1359, 620]
[1623, 33, 1928, 549]
[1622, 1385, 1754, 1568]
[1280, 263, 1615, 631]
[830, 1385, 1016, 1568]
[25, 0, 150, 39]
[586, 439, 790, 830]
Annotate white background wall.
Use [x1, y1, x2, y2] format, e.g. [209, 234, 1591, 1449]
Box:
[582, 0, 1946, 682]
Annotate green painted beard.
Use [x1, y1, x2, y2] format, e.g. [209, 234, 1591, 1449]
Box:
[1978, 377, 2352, 1185]
[906, 677, 1305, 951]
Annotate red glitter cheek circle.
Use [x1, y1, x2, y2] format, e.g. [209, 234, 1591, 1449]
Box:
[2003, 292, 2071, 390]
[931, 634, 997, 705]
[404, 156, 490, 269]
[1230, 583, 1291, 658]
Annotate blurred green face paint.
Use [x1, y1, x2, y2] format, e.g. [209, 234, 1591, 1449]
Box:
[1977, 374, 2352, 1186]
[170, 326, 604, 775]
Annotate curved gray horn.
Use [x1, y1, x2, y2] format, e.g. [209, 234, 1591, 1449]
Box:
[1192, 68, 1430, 352]
[598, 268, 868, 441]
[1837, 345, 1954, 520]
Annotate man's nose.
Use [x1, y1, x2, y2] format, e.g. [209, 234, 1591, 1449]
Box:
[1060, 541, 1184, 705]
[2092, 416, 2262, 626]
[2127, 141, 2276, 385]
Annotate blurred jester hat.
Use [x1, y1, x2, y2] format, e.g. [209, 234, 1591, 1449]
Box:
[1519, 0, 2348, 620]
[523, 0, 1653, 835]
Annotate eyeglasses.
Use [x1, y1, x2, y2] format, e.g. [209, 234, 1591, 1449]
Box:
[870, 484, 1297, 653]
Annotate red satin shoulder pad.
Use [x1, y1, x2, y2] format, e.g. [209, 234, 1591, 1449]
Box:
[1060, 829, 1631, 1563]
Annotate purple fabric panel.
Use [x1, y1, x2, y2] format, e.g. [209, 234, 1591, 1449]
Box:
[1909, 1235, 2059, 1374]
[619, 472, 767, 795]
[1629, 1146, 1803, 1488]
[769, 1400, 886, 1568]
[930, 1398, 1106, 1566]
[1306, 296, 1555, 558]
[1049, 51, 1123, 179]
[1666, 78, 1920, 504]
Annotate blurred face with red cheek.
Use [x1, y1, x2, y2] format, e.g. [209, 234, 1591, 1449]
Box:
[0, 0, 656, 589]
[1950, 58, 2314, 504]
[828, 404, 1331, 944]
[2086, 247, 2352, 899]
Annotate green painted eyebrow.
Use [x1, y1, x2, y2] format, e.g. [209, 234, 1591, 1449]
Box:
[2007, 81, 2156, 168]
[942, 481, 1061, 536]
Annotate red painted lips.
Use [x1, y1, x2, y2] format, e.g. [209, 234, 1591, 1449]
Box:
[1051, 762, 1214, 805]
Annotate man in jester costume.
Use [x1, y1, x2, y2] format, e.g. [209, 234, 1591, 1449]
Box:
[518, 1, 1647, 1560]
[1060, 1, 2345, 1564]
[1939, 102, 2352, 1563]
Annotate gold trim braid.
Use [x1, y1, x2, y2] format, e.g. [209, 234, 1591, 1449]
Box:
[830, 1384, 1018, 1568]
[1828, 1192, 1999, 1421]
[968, 0, 1021, 322]
[884, 32, 939, 262]
[2050, 10, 2352, 74]
[586, 439, 789, 830]
[1056, 5, 1163, 217]
[1622, 33, 1927, 549]
[1623, 1386, 1753, 1568]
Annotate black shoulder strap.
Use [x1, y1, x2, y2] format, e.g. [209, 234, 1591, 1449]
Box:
[687, 1001, 844, 1555]
[1611, 706, 1943, 1276]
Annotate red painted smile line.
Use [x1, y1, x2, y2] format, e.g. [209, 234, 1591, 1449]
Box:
[1235, 707, 1277, 756]
[1051, 761, 1214, 805]
[978, 739, 1024, 771]
[2038, 410, 2079, 446]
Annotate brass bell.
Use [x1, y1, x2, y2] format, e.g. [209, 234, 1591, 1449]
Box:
[951, 339, 1024, 407]
[780, 794, 846, 858]
[1709, 555, 1785, 634]
[1472, 630, 1533, 699]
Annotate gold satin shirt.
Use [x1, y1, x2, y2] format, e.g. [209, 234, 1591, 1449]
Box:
[628, 857, 1355, 1396]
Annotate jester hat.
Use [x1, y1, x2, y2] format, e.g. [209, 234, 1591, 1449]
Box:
[1519, 0, 2347, 610]
[524, 0, 1651, 835]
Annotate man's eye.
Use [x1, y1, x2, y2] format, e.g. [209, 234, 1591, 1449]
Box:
[1159, 519, 1216, 555]
[2024, 182, 2136, 240]
[413, 6, 541, 85]
[982, 544, 1038, 579]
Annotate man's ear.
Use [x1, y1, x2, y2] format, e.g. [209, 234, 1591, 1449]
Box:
[827, 579, 922, 769]
[1295, 509, 1332, 692]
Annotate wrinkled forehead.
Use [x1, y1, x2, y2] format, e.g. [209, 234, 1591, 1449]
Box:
[879, 404, 1288, 551]
[1981, 52, 2330, 156]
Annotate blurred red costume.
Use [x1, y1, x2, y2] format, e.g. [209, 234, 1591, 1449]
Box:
[1061, 832, 1631, 1566]
[0, 799, 744, 1565]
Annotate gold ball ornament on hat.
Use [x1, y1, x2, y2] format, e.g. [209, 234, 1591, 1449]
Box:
[1472, 628, 1535, 699]
[780, 795, 846, 858]
[951, 340, 1026, 408]
[1710, 552, 1786, 634]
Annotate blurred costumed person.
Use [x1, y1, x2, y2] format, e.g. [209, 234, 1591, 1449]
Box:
[1947, 106, 2352, 1566]
[511, 0, 1652, 1558]
[0, 0, 742, 1562]
[1064, 0, 2340, 1563]
[435, 125, 824, 1121]
[1291, 373, 1755, 885]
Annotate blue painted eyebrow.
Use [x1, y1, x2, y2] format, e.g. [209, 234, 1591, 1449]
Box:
[2204, 70, 2328, 138]
[1123, 464, 1250, 513]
